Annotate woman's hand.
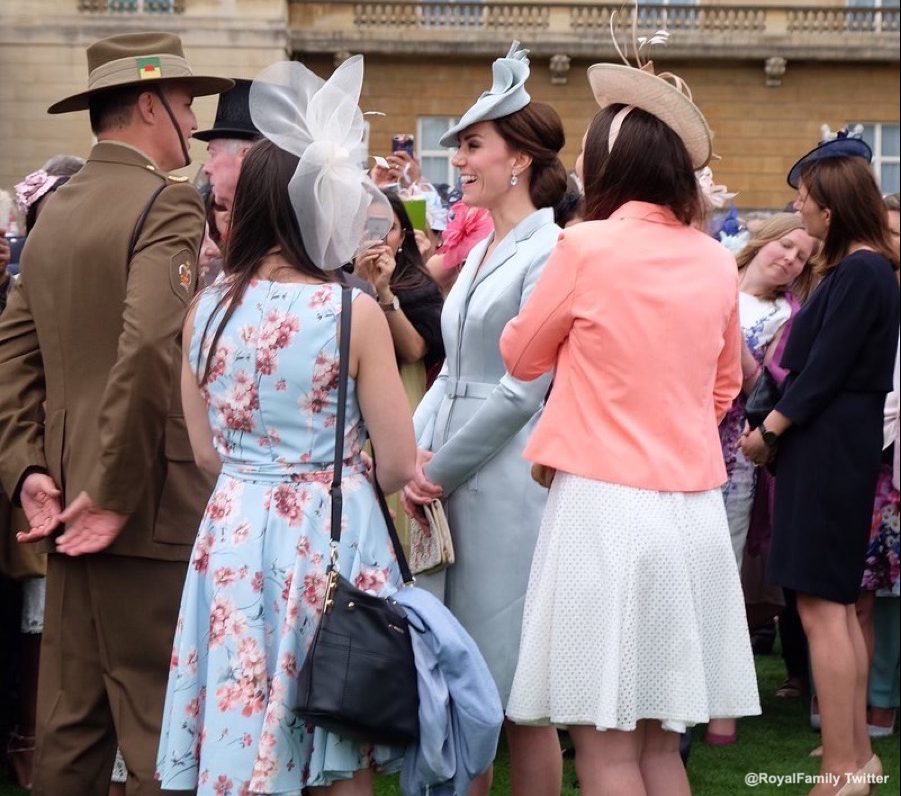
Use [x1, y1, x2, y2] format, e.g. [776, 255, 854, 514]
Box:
[404, 448, 443, 504]
[371, 246, 396, 302]
[740, 425, 774, 467]
[413, 229, 433, 261]
[356, 243, 395, 301]
[386, 151, 422, 187]
[531, 463, 556, 489]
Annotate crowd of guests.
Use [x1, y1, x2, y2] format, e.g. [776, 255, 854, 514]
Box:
[0, 20, 898, 796]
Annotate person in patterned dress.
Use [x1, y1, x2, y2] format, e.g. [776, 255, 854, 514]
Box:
[156, 58, 417, 795]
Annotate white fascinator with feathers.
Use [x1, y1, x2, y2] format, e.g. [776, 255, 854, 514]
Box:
[249, 56, 392, 271]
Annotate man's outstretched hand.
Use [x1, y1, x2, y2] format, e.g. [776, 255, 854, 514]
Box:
[17, 472, 62, 543]
[54, 491, 128, 556]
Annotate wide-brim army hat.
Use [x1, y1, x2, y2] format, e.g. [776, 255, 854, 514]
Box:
[48, 31, 233, 115]
[194, 78, 261, 142]
[587, 61, 712, 170]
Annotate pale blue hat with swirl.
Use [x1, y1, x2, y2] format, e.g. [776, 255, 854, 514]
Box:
[439, 41, 531, 148]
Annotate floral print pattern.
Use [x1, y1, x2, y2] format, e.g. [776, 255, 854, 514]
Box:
[719, 293, 791, 561]
[157, 281, 405, 794]
[861, 464, 900, 595]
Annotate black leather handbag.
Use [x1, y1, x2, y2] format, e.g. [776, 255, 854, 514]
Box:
[294, 285, 419, 746]
[744, 365, 780, 430]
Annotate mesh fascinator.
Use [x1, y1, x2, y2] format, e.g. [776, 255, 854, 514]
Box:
[786, 126, 872, 189]
[587, 9, 712, 169]
[249, 57, 391, 271]
[439, 41, 531, 148]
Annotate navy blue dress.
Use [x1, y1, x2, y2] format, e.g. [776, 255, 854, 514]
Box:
[768, 250, 899, 603]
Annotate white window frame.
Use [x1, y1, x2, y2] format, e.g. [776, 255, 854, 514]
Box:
[849, 121, 901, 193]
[417, 116, 459, 187]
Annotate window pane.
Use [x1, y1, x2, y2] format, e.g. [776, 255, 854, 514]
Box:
[420, 117, 455, 151]
[881, 124, 900, 157]
[422, 156, 450, 187]
[880, 163, 900, 194]
[852, 123, 876, 150]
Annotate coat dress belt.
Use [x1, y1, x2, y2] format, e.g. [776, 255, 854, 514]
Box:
[445, 377, 495, 399]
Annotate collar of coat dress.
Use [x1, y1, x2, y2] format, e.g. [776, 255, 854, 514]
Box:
[461, 206, 557, 298]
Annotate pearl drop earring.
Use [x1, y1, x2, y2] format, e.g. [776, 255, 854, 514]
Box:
[510, 171, 518, 187]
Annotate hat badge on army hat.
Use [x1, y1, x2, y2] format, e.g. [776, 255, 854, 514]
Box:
[194, 79, 262, 142]
[48, 31, 233, 115]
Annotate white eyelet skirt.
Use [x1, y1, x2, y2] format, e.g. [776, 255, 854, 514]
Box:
[506, 473, 761, 733]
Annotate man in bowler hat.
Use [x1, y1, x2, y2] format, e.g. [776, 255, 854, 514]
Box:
[0, 32, 231, 794]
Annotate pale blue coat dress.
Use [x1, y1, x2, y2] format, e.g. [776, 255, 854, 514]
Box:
[413, 207, 559, 704]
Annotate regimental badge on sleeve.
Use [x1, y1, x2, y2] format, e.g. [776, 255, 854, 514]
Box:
[170, 248, 195, 303]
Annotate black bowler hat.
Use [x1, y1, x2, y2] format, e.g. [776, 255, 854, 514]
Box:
[194, 78, 261, 142]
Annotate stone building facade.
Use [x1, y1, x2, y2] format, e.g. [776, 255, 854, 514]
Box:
[0, 0, 898, 216]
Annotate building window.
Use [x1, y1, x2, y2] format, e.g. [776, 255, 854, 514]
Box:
[80, 0, 181, 12]
[422, 0, 483, 29]
[852, 122, 900, 194]
[846, 0, 900, 33]
[638, 0, 699, 30]
[417, 116, 458, 188]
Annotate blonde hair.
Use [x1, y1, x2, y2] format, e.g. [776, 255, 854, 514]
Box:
[735, 212, 818, 302]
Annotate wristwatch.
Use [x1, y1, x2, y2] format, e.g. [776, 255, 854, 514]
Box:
[758, 421, 779, 449]
[379, 295, 400, 312]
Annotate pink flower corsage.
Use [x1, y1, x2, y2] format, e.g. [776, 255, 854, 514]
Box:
[438, 201, 493, 270]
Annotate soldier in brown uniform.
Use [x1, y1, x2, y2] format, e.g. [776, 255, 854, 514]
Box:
[0, 33, 232, 795]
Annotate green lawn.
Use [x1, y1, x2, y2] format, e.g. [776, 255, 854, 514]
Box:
[3, 645, 897, 795]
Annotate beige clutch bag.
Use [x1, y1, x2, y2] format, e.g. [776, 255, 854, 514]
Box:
[408, 499, 455, 576]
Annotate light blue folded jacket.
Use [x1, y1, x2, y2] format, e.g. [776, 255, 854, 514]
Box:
[394, 586, 504, 796]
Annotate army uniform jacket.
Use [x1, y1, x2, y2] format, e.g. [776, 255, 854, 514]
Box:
[0, 141, 214, 561]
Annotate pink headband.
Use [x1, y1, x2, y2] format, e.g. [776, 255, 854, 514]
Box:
[14, 170, 62, 216]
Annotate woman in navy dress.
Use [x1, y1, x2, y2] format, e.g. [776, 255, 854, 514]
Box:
[742, 136, 899, 796]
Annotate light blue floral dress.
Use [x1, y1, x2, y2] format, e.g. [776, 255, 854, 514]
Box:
[157, 279, 404, 795]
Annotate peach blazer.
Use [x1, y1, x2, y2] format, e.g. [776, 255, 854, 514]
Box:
[500, 201, 742, 493]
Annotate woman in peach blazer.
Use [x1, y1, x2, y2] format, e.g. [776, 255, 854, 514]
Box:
[500, 64, 760, 796]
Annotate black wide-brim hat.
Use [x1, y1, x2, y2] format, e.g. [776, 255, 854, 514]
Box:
[48, 32, 233, 114]
[194, 78, 261, 142]
[787, 135, 872, 188]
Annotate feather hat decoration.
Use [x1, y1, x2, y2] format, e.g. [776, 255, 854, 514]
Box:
[587, 2, 713, 169]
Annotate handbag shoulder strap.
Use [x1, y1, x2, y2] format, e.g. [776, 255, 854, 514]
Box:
[331, 285, 414, 584]
[127, 183, 168, 268]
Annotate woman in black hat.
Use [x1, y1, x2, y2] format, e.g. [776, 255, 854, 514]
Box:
[742, 135, 899, 795]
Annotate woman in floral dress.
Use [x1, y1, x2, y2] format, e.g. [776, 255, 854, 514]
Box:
[157, 59, 417, 796]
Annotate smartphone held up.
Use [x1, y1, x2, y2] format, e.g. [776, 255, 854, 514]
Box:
[391, 133, 415, 158]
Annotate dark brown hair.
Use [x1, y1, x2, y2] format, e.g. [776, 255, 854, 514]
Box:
[383, 191, 439, 294]
[88, 85, 147, 134]
[799, 157, 899, 276]
[196, 139, 328, 384]
[493, 102, 567, 209]
[582, 104, 703, 225]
